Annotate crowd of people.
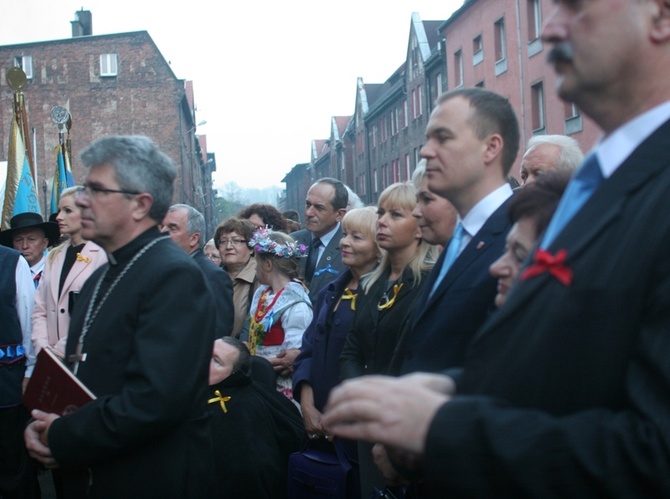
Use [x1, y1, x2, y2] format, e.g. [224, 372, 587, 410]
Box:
[2, 0, 670, 495]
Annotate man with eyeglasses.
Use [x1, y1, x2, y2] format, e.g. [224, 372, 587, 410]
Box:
[24, 135, 216, 497]
[162, 203, 234, 337]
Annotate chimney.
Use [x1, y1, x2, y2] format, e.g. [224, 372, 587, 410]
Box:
[71, 9, 92, 37]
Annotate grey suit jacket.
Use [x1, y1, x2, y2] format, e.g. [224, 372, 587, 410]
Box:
[292, 226, 346, 303]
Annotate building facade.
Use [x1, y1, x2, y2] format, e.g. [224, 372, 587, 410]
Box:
[0, 11, 215, 233]
[282, 8, 600, 207]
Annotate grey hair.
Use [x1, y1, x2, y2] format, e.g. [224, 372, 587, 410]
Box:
[526, 134, 584, 173]
[79, 135, 176, 222]
[345, 186, 365, 210]
[411, 159, 427, 190]
[168, 203, 205, 248]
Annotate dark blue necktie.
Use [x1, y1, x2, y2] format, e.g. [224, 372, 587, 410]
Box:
[304, 237, 322, 283]
[541, 153, 604, 248]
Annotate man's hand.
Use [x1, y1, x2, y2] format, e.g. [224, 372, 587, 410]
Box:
[269, 348, 300, 377]
[24, 409, 60, 468]
[322, 373, 455, 454]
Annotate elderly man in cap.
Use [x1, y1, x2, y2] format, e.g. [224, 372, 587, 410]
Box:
[0, 212, 59, 287]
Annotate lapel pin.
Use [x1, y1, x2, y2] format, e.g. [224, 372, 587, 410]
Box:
[476, 241, 485, 250]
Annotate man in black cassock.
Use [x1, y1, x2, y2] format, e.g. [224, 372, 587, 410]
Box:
[25, 135, 216, 498]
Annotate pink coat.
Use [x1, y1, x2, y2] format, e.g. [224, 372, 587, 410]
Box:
[31, 241, 107, 357]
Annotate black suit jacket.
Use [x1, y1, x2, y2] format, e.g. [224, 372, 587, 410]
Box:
[292, 226, 346, 303]
[421, 118, 670, 496]
[193, 248, 234, 337]
[392, 196, 512, 375]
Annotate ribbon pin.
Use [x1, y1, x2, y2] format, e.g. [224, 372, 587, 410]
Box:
[208, 390, 231, 413]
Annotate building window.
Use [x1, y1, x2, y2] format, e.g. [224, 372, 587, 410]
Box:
[359, 173, 367, 196]
[531, 82, 546, 133]
[14, 56, 33, 79]
[494, 18, 508, 75]
[411, 89, 417, 120]
[435, 72, 443, 101]
[454, 49, 464, 87]
[373, 169, 378, 193]
[416, 84, 423, 118]
[473, 35, 483, 65]
[528, 0, 544, 56]
[404, 154, 410, 181]
[564, 102, 583, 134]
[100, 53, 118, 77]
[528, 0, 542, 41]
[402, 100, 409, 128]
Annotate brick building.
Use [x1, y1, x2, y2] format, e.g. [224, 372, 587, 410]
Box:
[0, 10, 215, 234]
[439, 0, 599, 163]
[282, 7, 600, 208]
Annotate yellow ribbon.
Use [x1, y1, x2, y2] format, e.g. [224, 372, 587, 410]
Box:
[208, 390, 231, 413]
[76, 253, 90, 263]
[341, 288, 357, 310]
[378, 283, 403, 311]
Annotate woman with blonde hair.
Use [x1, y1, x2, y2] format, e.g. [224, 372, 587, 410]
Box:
[340, 182, 438, 498]
[32, 186, 108, 357]
[247, 228, 313, 400]
[294, 207, 380, 437]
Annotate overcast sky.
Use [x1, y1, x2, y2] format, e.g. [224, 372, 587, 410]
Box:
[0, 1, 462, 190]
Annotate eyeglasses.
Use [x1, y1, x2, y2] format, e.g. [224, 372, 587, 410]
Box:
[217, 238, 247, 247]
[76, 184, 141, 198]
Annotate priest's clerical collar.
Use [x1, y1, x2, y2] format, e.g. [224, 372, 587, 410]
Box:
[107, 226, 163, 266]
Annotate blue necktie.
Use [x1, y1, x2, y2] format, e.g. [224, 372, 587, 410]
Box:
[430, 222, 464, 298]
[541, 153, 604, 248]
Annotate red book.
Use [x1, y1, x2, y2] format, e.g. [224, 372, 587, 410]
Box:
[23, 347, 96, 415]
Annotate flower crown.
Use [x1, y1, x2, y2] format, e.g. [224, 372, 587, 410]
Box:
[248, 227, 308, 259]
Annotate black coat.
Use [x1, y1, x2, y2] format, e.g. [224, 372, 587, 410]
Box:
[50, 228, 216, 498]
[192, 248, 234, 337]
[421, 118, 670, 496]
[208, 364, 305, 499]
[341, 266, 427, 378]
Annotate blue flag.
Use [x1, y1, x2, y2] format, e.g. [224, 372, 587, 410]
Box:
[2, 116, 40, 229]
[50, 145, 75, 215]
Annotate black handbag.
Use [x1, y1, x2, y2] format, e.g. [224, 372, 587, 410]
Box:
[288, 439, 360, 499]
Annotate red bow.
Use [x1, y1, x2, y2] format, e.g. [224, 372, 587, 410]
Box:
[521, 248, 573, 286]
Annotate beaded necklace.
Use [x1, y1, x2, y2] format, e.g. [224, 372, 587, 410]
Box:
[71, 236, 168, 374]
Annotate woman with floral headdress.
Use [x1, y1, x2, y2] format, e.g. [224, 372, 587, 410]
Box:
[248, 228, 313, 400]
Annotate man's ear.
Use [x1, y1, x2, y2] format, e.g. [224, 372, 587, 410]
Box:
[190, 232, 201, 251]
[336, 208, 347, 222]
[482, 134, 504, 166]
[650, 0, 670, 42]
[131, 193, 153, 221]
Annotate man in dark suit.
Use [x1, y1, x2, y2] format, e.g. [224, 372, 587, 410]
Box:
[163, 203, 234, 337]
[392, 89, 518, 376]
[24, 136, 216, 497]
[324, 0, 670, 494]
[291, 177, 348, 303]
